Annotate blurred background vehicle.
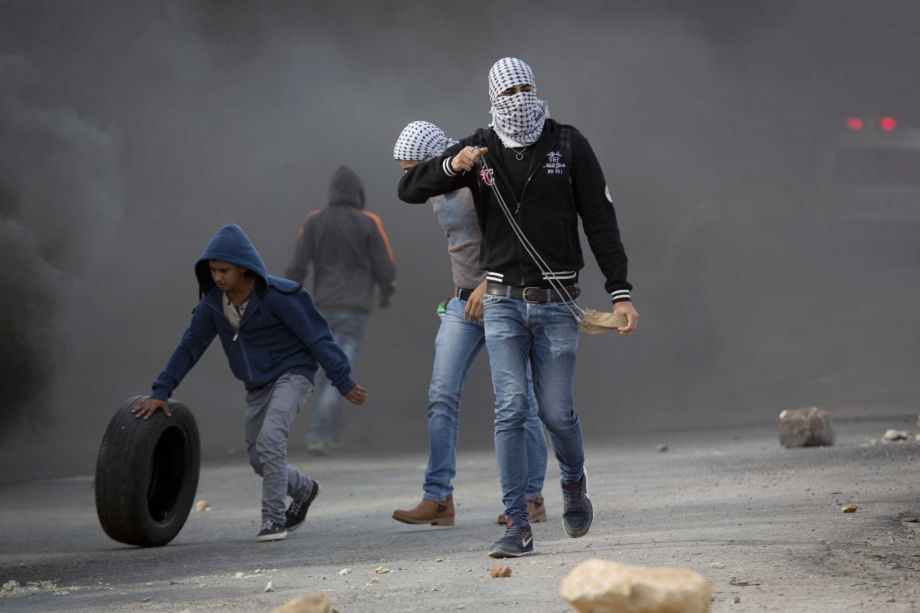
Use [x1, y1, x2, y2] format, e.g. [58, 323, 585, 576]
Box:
[821, 115, 920, 227]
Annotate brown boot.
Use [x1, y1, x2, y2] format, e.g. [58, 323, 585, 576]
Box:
[393, 496, 455, 526]
[496, 496, 548, 524]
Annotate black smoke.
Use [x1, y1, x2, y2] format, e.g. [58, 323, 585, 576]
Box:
[1, 0, 918, 481]
[0, 56, 120, 440]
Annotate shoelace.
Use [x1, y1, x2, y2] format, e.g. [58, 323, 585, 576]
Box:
[503, 522, 530, 539]
[287, 500, 304, 516]
[562, 480, 586, 508]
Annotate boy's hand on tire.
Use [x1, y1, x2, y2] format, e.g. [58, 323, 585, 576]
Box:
[344, 384, 368, 405]
[132, 397, 172, 419]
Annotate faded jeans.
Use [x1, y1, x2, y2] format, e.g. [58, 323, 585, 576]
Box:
[424, 297, 547, 502]
[483, 294, 585, 525]
[244, 372, 315, 524]
[307, 309, 368, 446]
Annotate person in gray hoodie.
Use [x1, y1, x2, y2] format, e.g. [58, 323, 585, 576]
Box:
[285, 166, 396, 454]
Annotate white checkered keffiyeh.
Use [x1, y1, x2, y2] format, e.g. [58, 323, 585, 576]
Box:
[488, 57, 549, 148]
[393, 121, 458, 161]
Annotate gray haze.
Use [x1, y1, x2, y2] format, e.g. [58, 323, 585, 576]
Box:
[1, 0, 918, 481]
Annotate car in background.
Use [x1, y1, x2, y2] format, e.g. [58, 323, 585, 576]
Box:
[820, 115, 920, 227]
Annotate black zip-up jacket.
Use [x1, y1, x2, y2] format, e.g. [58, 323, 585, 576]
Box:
[286, 166, 396, 313]
[398, 119, 632, 303]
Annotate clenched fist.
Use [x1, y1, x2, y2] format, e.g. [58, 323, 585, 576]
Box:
[345, 384, 368, 405]
[450, 146, 489, 173]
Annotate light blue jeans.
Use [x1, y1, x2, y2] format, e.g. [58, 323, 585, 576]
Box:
[424, 297, 547, 502]
[483, 294, 585, 525]
[308, 309, 368, 447]
[244, 373, 316, 524]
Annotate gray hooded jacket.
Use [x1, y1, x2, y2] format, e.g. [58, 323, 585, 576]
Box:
[285, 166, 396, 313]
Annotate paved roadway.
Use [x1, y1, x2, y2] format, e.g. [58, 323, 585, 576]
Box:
[0, 414, 918, 612]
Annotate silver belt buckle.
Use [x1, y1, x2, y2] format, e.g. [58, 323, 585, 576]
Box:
[522, 286, 545, 303]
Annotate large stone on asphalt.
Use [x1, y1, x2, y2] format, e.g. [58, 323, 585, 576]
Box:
[560, 559, 711, 613]
[883, 429, 909, 442]
[778, 407, 835, 448]
[273, 593, 331, 613]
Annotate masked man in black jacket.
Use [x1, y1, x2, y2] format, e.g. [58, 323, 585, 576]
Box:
[399, 57, 638, 558]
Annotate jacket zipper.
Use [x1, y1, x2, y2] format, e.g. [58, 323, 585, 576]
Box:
[232, 302, 256, 381]
[236, 333, 255, 381]
[207, 299, 255, 381]
[514, 160, 544, 284]
[515, 164, 541, 214]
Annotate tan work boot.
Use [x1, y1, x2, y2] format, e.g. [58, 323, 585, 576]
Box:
[496, 496, 548, 524]
[393, 496, 455, 526]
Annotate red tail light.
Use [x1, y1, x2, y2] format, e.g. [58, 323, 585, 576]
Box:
[879, 116, 898, 132]
[845, 117, 863, 131]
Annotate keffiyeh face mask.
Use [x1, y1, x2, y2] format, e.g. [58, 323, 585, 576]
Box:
[488, 57, 549, 148]
[393, 121, 457, 161]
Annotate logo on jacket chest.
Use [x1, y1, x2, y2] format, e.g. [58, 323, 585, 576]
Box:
[544, 151, 566, 175]
[479, 167, 495, 186]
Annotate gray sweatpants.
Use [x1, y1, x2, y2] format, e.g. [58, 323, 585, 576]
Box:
[244, 372, 315, 524]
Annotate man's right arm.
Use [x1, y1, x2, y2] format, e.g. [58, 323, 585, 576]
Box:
[284, 212, 318, 283]
[398, 139, 477, 203]
[149, 303, 218, 401]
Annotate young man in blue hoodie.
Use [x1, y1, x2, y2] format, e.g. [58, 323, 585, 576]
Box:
[133, 224, 368, 542]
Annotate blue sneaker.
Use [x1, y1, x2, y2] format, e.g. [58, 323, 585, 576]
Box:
[488, 519, 534, 558]
[562, 473, 593, 538]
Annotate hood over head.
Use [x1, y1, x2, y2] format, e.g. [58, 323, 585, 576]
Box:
[195, 224, 269, 296]
[329, 165, 365, 209]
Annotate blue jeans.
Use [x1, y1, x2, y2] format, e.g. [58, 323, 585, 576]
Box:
[307, 309, 368, 446]
[424, 297, 547, 502]
[483, 294, 585, 524]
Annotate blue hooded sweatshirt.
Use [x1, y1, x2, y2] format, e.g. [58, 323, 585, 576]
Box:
[151, 224, 356, 401]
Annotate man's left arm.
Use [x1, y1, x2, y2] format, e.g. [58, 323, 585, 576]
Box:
[363, 211, 397, 307]
[570, 130, 639, 334]
[272, 290, 358, 395]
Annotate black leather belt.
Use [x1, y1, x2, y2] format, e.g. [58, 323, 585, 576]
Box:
[486, 282, 580, 304]
[455, 287, 475, 301]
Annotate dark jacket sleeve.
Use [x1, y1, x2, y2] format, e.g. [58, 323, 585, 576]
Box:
[284, 219, 314, 283]
[364, 213, 397, 297]
[398, 138, 477, 203]
[570, 129, 633, 302]
[151, 302, 218, 400]
[272, 288, 357, 395]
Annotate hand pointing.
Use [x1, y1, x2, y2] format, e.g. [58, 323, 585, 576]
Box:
[450, 146, 489, 173]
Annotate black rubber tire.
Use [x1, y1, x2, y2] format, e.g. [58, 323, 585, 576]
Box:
[95, 395, 200, 547]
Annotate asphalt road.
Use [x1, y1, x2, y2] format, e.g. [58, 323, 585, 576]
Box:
[1, 414, 918, 612]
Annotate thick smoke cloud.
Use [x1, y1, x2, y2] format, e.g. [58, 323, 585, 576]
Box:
[1, 0, 918, 481]
[0, 56, 120, 439]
